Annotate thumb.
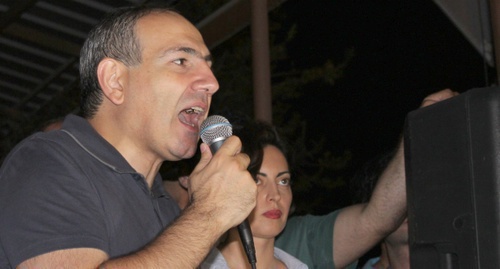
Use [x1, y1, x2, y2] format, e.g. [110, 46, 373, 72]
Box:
[192, 143, 213, 173]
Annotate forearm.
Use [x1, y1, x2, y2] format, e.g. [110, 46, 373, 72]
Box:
[355, 89, 458, 236]
[333, 139, 406, 267]
[333, 89, 457, 268]
[365, 138, 406, 233]
[102, 139, 257, 268]
[101, 204, 224, 268]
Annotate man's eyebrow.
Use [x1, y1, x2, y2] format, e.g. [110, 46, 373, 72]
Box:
[162, 46, 213, 62]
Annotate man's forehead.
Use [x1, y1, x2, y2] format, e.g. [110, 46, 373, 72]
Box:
[136, 13, 205, 47]
[133, 12, 211, 60]
[136, 12, 197, 34]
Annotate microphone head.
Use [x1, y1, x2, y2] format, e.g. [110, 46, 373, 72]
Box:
[200, 115, 233, 145]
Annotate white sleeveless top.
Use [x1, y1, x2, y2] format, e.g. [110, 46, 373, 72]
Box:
[200, 247, 309, 269]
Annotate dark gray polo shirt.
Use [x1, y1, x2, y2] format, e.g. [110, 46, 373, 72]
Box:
[0, 114, 181, 268]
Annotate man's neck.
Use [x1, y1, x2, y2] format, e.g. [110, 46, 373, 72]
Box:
[386, 243, 410, 269]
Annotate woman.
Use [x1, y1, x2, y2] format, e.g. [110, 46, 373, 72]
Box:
[201, 121, 307, 269]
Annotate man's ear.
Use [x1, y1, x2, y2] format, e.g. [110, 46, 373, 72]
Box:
[97, 58, 126, 105]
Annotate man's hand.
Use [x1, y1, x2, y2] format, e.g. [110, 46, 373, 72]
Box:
[420, 88, 459, 108]
[96, 136, 257, 269]
[188, 136, 257, 231]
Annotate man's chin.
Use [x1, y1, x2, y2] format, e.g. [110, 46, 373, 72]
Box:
[178, 145, 198, 160]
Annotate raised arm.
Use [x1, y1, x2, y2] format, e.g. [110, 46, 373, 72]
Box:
[331, 89, 458, 268]
[18, 137, 257, 269]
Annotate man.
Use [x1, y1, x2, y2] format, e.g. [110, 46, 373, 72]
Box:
[350, 149, 410, 269]
[0, 6, 256, 268]
[361, 218, 410, 269]
[165, 89, 458, 268]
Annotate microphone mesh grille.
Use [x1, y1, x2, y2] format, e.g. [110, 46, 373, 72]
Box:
[200, 115, 233, 145]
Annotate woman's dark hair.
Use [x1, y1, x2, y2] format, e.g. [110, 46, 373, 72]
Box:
[234, 120, 289, 180]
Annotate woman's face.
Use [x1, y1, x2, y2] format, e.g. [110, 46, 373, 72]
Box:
[248, 145, 292, 240]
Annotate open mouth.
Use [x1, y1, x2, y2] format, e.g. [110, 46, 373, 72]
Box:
[179, 106, 204, 127]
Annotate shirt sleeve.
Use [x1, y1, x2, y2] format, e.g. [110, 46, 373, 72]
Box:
[0, 136, 108, 267]
[275, 210, 358, 269]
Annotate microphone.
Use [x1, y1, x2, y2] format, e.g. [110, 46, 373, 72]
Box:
[200, 115, 257, 269]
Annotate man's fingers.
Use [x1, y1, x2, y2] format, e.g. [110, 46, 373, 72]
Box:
[421, 88, 459, 108]
[235, 152, 251, 170]
[214, 136, 242, 156]
[191, 143, 213, 175]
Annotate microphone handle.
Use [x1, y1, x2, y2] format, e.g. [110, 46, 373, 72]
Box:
[237, 219, 257, 267]
[208, 139, 225, 155]
[205, 136, 257, 267]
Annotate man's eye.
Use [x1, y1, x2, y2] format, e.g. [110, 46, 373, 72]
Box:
[173, 58, 187, 65]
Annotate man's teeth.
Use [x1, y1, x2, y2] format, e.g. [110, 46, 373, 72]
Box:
[185, 107, 203, 114]
[180, 107, 204, 127]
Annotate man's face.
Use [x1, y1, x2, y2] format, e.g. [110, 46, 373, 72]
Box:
[124, 12, 219, 161]
[386, 218, 408, 246]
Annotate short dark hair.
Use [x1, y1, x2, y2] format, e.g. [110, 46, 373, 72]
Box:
[350, 150, 395, 204]
[79, 5, 178, 118]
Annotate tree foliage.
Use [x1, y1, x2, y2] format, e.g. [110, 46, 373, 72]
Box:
[206, 7, 355, 215]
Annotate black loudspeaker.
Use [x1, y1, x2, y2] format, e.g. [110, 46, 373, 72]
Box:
[404, 86, 500, 269]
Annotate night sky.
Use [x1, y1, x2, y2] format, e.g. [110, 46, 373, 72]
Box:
[281, 0, 493, 170]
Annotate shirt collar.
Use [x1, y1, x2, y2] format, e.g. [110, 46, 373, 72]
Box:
[61, 114, 137, 174]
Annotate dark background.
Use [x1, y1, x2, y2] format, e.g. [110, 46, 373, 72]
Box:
[283, 0, 493, 173]
[279, 1, 495, 264]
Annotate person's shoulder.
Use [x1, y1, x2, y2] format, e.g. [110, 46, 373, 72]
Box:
[360, 256, 380, 269]
[274, 247, 309, 269]
[286, 210, 342, 227]
[1, 130, 66, 165]
[199, 248, 229, 269]
[276, 210, 342, 250]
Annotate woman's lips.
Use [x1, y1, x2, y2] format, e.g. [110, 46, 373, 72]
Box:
[263, 209, 282, 219]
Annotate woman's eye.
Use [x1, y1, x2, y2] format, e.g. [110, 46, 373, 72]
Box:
[278, 178, 290, 186]
[254, 177, 262, 185]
